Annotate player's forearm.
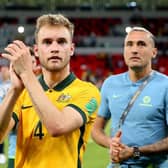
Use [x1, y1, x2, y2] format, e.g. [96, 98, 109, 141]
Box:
[20, 72, 65, 135]
[139, 138, 168, 155]
[0, 86, 20, 139]
[91, 129, 111, 148]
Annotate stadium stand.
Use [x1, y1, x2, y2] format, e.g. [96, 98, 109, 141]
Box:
[0, 1, 168, 84]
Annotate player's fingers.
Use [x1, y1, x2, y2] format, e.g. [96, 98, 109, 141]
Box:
[115, 130, 122, 138]
[1, 53, 15, 61]
[13, 40, 27, 50]
[3, 45, 18, 56]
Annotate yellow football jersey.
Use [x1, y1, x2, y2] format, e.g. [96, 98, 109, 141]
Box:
[13, 73, 100, 168]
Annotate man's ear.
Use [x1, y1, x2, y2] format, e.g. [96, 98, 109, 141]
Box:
[70, 43, 75, 57]
[152, 48, 157, 59]
[33, 45, 39, 58]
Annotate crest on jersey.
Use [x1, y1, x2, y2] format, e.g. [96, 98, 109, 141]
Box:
[57, 93, 71, 102]
[85, 98, 98, 115]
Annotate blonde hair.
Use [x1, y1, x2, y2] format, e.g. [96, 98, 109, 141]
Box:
[34, 14, 74, 42]
[126, 26, 156, 47]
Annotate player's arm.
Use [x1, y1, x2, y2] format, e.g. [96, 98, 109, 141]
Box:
[22, 72, 97, 136]
[109, 138, 168, 163]
[91, 116, 111, 148]
[0, 118, 15, 143]
[0, 87, 19, 142]
[139, 138, 168, 155]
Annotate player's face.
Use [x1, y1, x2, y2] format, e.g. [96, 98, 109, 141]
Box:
[34, 25, 74, 72]
[123, 31, 157, 71]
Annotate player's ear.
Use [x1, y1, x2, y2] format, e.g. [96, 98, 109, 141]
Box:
[152, 48, 157, 59]
[70, 43, 75, 57]
[33, 45, 39, 58]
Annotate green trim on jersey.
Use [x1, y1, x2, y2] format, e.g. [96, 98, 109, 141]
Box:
[78, 125, 85, 168]
[38, 72, 76, 91]
[12, 112, 19, 131]
[68, 104, 87, 124]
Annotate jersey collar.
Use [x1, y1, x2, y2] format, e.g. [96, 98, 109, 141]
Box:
[38, 72, 76, 91]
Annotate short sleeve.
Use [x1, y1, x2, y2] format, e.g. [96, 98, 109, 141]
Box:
[67, 83, 100, 124]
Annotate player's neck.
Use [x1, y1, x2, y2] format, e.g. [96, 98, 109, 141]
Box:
[42, 69, 70, 89]
[129, 68, 153, 82]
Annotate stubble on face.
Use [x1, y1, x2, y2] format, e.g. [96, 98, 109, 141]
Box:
[124, 31, 154, 72]
[36, 25, 74, 73]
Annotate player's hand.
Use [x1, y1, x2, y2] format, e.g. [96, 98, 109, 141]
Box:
[9, 63, 24, 93]
[2, 40, 33, 78]
[110, 131, 133, 163]
[118, 145, 133, 162]
[109, 131, 122, 163]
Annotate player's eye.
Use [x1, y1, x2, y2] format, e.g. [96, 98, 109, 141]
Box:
[137, 41, 146, 46]
[43, 39, 52, 45]
[57, 38, 67, 45]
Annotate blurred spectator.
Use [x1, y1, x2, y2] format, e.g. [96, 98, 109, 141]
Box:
[0, 58, 10, 165]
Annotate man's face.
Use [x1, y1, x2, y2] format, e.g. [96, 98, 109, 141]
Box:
[34, 24, 74, 72]
[123, 31, 157, 71]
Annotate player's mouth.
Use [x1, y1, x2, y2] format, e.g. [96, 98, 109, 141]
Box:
[48, 56, 62, 62]
[130, 56, 141, 61]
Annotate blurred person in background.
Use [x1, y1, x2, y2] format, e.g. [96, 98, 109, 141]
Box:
[0, 57, 16, 168]
[29, 46, 42, 76]
[91, 27, 168, 168]
[0, 57, 10, 165]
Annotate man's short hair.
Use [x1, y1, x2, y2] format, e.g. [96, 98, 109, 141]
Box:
[34, 14, 74, 42]
[126, 26, 156, 47]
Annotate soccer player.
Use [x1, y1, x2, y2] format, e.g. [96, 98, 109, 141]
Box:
[91, 27, 168, 167]
[0, 14, 100, 168]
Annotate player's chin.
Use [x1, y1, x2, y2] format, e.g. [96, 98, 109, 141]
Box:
[48, 65, 63, 72]
[130, 65, 143, 72]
